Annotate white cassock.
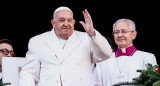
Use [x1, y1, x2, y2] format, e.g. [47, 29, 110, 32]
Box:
[93, 50, 157, 86]
[19, 29, 112, 86]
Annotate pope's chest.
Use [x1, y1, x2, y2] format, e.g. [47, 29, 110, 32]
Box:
[36, 43, 91, 64]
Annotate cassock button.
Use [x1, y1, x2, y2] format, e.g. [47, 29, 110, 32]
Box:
[56, 80, 58, 83]
[76, 63, 79, 65]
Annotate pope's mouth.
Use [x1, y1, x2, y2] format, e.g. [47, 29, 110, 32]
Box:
[63, 28, 70, 29]
[118, 39, 126, 41]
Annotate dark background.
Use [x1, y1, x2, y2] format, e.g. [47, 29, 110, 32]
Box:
[0, 1, 159, 65]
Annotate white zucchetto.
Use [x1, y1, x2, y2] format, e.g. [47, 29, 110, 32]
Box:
[54, 6, 73, 15]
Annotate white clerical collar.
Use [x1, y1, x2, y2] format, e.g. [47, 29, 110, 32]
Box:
[115, 45, 137, 57]
[57, 35, 68, 40]
[119, 45, 133, 53]
[121, 48, 126, 53]
[57, 36, 67, 49]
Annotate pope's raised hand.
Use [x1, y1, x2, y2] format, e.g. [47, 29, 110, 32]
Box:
[79, 9, 95, 36]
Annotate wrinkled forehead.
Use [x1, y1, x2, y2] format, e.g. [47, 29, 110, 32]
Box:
[114, 21, 131, 30]
[0, 43, 13, 50]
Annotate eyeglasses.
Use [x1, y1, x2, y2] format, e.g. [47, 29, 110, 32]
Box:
[112, 30, 134, 35]
[0, 49, 15, 56]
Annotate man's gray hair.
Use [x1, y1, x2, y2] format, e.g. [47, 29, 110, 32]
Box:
[113, 18, 136, 31]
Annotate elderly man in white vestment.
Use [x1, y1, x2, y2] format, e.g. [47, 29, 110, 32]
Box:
[19, 6, 112, 86]
[93, 18, 157, 86]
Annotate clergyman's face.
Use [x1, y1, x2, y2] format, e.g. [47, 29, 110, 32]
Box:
[51, 10, 75, 39]
[113, 21, 137, 48]
[0, 43, 13, 66]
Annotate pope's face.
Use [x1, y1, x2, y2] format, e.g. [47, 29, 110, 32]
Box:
[113, 21, 137, 48]
[51, 10, 75, 39]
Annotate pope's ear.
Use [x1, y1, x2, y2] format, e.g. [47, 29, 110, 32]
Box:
[51, 19, 55, 27]
[51, 19, 54, 24]
[73, 19, 76, 24]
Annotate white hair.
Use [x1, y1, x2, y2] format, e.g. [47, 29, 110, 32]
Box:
[53, 6, 73, 19]
[113, 18, 136, 31]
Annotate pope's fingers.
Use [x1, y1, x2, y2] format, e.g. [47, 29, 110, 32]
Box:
[79, 21, 85, 28]
[83, 9, 92, 23]
[84, 9, 90, 16]
[82, 11, 87, 21]
[83, 12, 91, 23]
[84, 9, 92, 19]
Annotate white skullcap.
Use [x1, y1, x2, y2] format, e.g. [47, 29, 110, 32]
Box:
[54, 6, 73, 15]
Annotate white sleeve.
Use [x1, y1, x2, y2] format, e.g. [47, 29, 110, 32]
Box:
[90, 30, 112, 63]
[19, 38, 40, 86]
[144, 54, 157, 66]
